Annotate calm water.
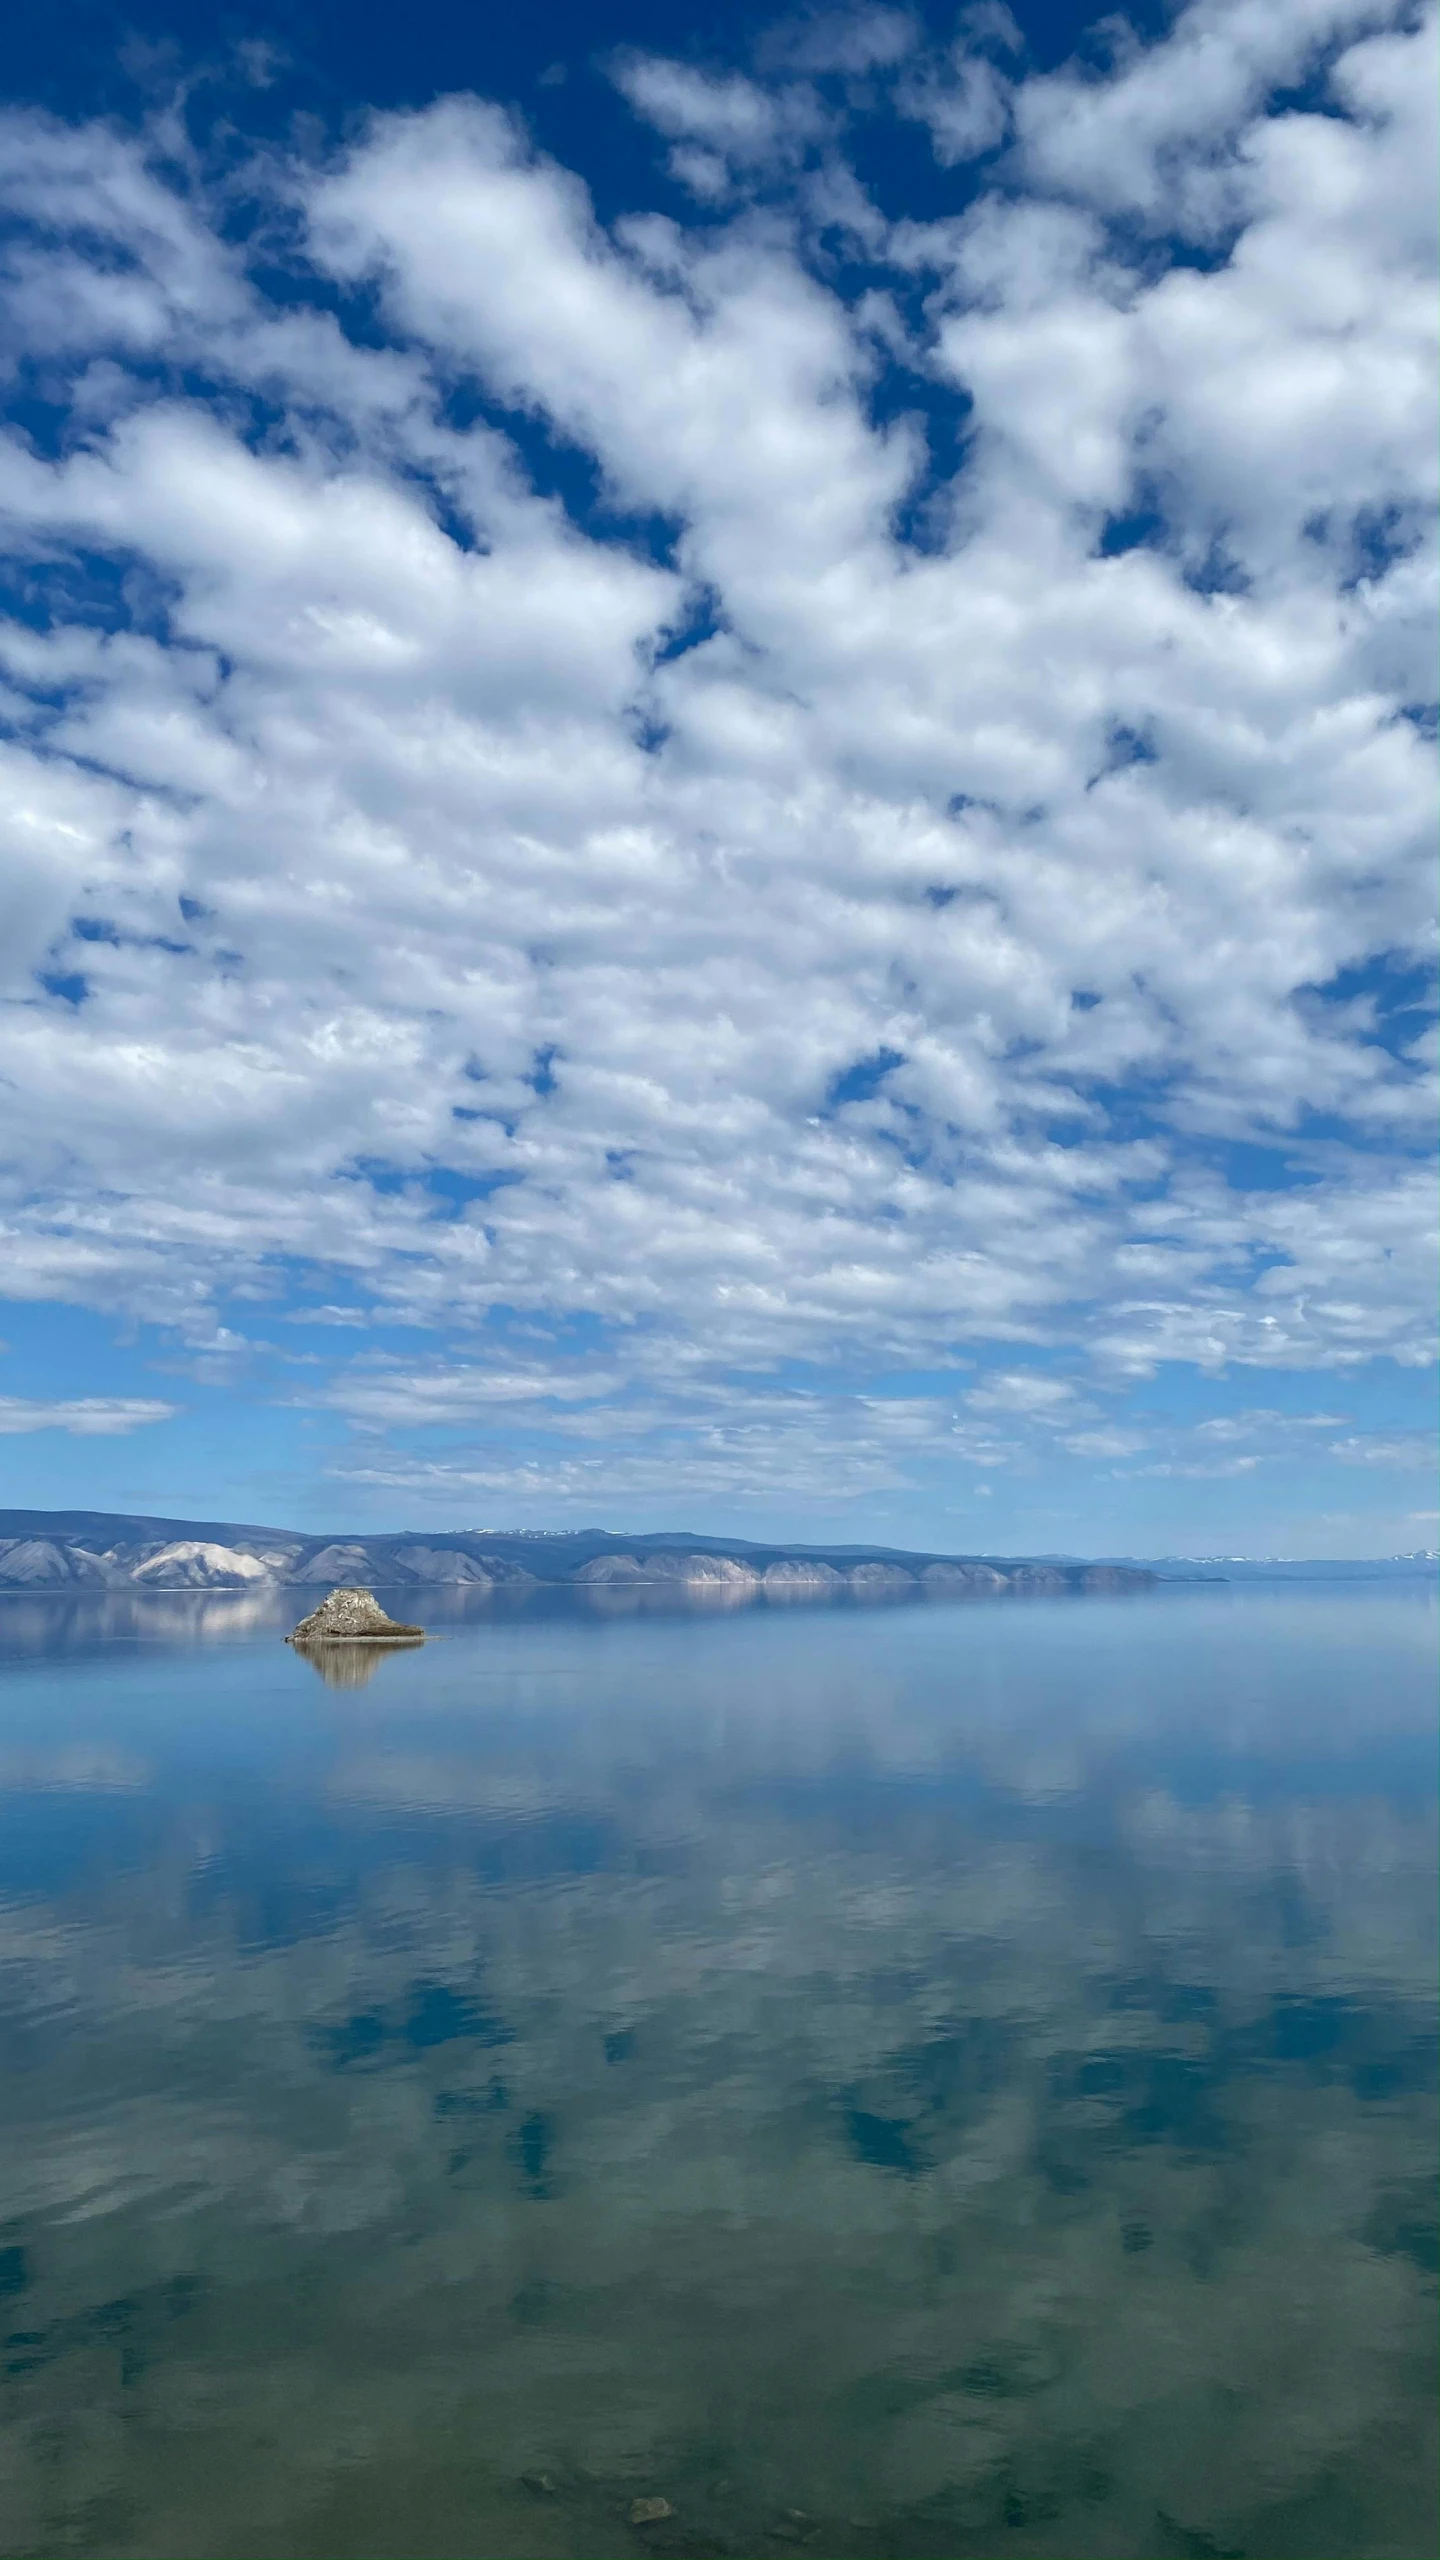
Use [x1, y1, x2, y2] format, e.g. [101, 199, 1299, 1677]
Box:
[0, 1585, 1434, 2560]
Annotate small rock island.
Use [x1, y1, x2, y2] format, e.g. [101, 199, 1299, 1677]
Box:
[286, 1585, 425, 1644]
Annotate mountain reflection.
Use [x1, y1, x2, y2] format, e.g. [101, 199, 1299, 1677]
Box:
[0, 1589, 1432, 2559]
[0, 1585, 290, 1661]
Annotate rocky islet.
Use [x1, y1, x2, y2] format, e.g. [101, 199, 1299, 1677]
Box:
[287, 1586, 425, 1644]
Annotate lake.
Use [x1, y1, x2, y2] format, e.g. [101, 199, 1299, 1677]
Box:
[0, 1584, 1434, 2559]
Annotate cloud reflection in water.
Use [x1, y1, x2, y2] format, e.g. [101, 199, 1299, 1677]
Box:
[0, 1588, 1432, 2558]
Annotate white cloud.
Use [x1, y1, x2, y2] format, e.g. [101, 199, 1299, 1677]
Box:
[760, 8, 919, 76]
[1329, 1431, 1436, 1468]
[965, 1371, 1077, 1414]
[1193, 1408, 1345, 1439]
[611, 57, 801, 156]
[1135, 1453, 1264, 1478]
[1014, 0, 1402, 234]
[898, 37, 1013, 167]
[0, 0, 1432, 1512]
[331, 1392, 956, 1510]
[324, 1360, 628, 1426]
[0, 1396, 176, 1435]
[1062, 1427, 1150, 1461]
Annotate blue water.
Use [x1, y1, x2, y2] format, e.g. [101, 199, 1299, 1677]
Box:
[0, 1584, 1434, 2558]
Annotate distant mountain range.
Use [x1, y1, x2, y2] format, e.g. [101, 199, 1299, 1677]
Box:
[3, 1514, 1428, 1600]
[0, 1511, 1156, 1599]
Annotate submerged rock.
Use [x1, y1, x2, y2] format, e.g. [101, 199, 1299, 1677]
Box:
[286, 1585, 424, 1643]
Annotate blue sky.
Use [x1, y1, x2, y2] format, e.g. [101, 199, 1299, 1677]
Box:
[0, 0, 1435, 1554]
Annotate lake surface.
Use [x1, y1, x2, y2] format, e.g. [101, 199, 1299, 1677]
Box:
[0, 1584, 1434, 2560]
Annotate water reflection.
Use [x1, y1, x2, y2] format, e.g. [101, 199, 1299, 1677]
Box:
[0, 1569, 1164, 1667]
[571, 1575, 755, 1616]
[0, 1590, 1432, 2559]
[0, 1585, 290, 1661]
[291, 1636, 425, 1688]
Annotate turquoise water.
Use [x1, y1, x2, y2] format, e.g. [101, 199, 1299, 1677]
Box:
[0, 1585, 1434, 2558]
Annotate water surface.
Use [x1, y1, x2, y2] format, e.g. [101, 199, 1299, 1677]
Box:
[0, 1586, 1434, 2558]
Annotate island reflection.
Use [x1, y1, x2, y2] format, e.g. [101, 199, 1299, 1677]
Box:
[290, 1636, 425, 1688]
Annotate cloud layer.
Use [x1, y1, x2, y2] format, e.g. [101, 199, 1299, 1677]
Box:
[0, 0, 1434, 1521]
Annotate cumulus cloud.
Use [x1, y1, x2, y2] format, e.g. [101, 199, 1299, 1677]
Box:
[1013, 0, 1406, 233]
[609, 58, 830, 200]
[0, 0, 1433, 1516]
[897, 8, 1023, 165]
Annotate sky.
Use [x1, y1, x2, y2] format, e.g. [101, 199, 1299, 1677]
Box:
[0, 0, 1435, 1556]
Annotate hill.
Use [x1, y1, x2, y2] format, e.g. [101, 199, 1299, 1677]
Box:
[0, 1511, 1155, 1599]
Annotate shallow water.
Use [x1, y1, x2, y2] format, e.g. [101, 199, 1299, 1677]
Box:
[0, 1584, 1434, 2559]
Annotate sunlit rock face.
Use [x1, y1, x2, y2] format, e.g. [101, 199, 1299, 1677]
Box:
[288, 1543, 382, 1587]
[669, 1554, 760, 1591]
[846, 1563, 916, 1598]
[388, 1547, 497, 1584]
[288, 1586, 425, 1641]
[0, 1539, 103, 1586]
[0, 1515, 1163, 1603]
[921, 1562, 1008, 1595]
[131, 1542, 272, 1587]
[763, 1561, 846, 1600]
[576, 1552, 762, 1591]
